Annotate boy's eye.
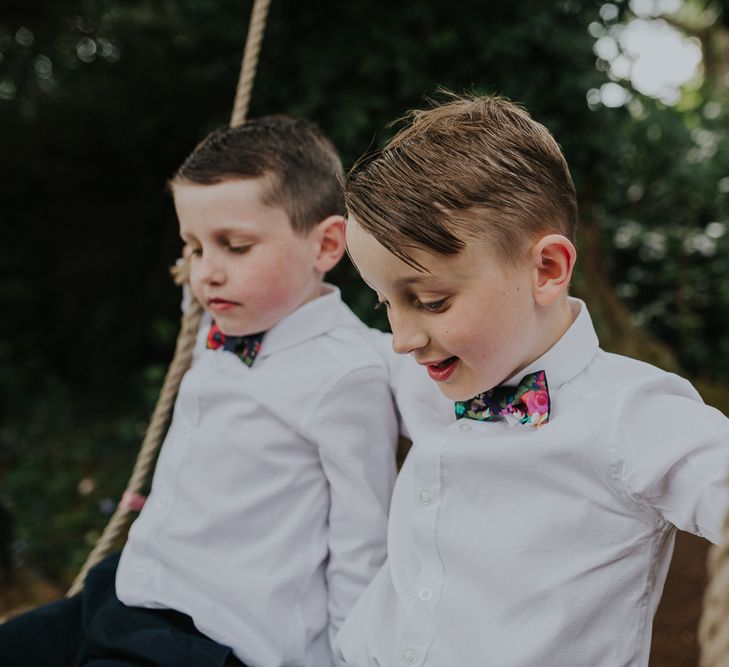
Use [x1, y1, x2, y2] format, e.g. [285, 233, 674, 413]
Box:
[228, 244, 251, 254]
[419, 299, 446, 313]
[188, 247, 202, 257]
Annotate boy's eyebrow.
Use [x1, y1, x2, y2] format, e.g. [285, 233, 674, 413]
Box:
[182, 225, 260, 239]
[215, 226, 259, 237]
[396, 274, 437, 287]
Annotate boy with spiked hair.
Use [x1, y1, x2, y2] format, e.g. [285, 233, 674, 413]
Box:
[336, 94, 729, 666]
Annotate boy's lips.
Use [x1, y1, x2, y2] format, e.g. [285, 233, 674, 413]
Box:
[207, 297, 239, 313]
[422, 356, 459, 382]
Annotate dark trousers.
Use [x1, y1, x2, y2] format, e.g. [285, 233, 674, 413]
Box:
[0, 553, 246, 667]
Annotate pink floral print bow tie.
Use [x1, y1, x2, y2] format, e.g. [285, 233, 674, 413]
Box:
[455, 370, 550, 428]
[207, 323, 263, 367]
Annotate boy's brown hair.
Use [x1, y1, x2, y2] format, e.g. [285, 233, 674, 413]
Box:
[171, 114, 344, 233]
[345, 93, 577, 268]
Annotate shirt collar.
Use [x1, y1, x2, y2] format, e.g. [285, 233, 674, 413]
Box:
[503, 297, 599, 391]
[257, 283, 353, 359]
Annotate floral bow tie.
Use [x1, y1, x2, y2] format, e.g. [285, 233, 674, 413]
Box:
[454, 370, 550, 428]
[206, 323, 263, 367]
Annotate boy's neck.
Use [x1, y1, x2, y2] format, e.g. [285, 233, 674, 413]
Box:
[514, 296, 576, 381]
[316, 281, 332, 299]
[545, 294, 576, 346]
[292, 275, 327, 310]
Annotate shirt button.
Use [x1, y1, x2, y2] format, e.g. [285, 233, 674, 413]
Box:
[459, 422, 472, 431]
[154, 497, 167, 509]
[402, 648, 417, 663]
[419, 490, 433, 504]
[418, 587, 433, 601]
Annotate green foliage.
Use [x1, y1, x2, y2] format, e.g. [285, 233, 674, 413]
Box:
[0, 361, 166, 580]
[597, 96, 729, 377]
[583, 0, 729, 379]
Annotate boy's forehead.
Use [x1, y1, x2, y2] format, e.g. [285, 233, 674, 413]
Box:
[175, 178, 293, 235]
[174, 177, 283, 214]
[347, 215, 510, 292]
[346, 217, 440, 285]
[173, 176, 272, 205]
[345, 216, 396, 263]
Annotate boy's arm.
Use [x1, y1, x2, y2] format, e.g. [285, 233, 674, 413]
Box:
[303, 364, 398, 649]
[615, 375, 729, 544]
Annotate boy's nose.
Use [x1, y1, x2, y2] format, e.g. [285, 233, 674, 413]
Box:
[197, 253, 225, 285]
[390, 316, 428, 355]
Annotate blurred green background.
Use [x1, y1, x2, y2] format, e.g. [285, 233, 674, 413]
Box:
[1, 0, 728, 601]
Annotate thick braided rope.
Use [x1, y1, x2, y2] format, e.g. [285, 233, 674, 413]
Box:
[67, 0, 272, 596]
[230, 0, 271, 128]
[699, 508, 729, 666]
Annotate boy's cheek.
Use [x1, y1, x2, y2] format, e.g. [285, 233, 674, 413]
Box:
[187, 275, 205, 304]
[258, 285, 294, 313]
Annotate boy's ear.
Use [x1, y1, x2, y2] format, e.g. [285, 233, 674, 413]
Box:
[530, 234, 576, 306]
[313, 215, 346, 274]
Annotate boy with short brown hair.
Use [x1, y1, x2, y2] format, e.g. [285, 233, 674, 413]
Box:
[2, 115, 399, 667]
[336, 94, 729, 666]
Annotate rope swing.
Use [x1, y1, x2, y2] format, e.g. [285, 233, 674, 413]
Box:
[700, 513, 729, 666]
[67, 0, 272, 597]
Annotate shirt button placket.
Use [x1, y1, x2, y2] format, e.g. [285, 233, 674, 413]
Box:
[408, 431, 444, 667]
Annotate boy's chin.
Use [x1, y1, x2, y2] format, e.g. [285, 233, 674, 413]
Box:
[434, 377, 496, 403]
[434, 383, 473, 403]
[213, 321, 258, 337]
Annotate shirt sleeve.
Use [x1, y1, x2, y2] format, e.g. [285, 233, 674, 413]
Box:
[303, 364, 398, 650]
[615, 374, 729, 544]
[363, 328, 455, 441]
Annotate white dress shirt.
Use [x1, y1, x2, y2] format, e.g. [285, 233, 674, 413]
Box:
[116, 286, 399, 667]
[336, 298, 729, 667]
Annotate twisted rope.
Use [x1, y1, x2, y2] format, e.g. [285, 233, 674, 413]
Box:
[699, 508, 729, 666]
[68, 0, 272, 596]
[230, 0, 272, 128]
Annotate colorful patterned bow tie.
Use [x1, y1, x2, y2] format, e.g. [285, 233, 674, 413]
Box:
[455, 370, 550, 428]
[206, 323, 263, 367]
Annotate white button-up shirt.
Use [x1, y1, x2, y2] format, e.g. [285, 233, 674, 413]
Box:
[336, 298, 729, 667]
[116, 287, 399, 667]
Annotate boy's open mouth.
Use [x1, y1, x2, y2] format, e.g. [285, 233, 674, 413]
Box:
[426, 356, 459, 382]
[430, 357, 457, 370]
